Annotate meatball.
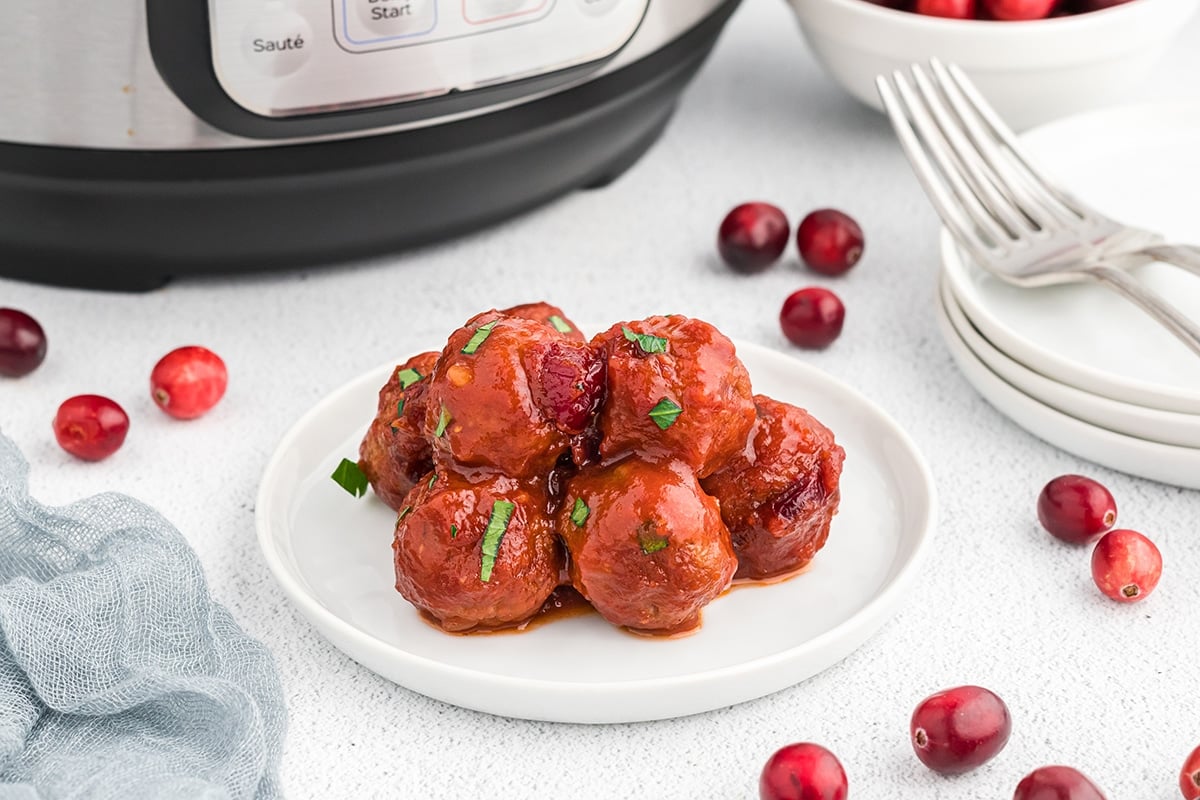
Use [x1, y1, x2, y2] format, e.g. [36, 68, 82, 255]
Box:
[357, 351, 439, 509]
[425, 312, 603, 477]
[499, 302, 586, 342]
[592, 316, 756, 478]
[393, 470, 564, 632]
[701, 395, 845, 581]
[559, 458, 736, 635]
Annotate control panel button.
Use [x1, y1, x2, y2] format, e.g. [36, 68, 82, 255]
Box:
[462, 0, 548, 24]
[351, 0, 436, 39]
[577, 0, 620, 15]
[243, 8, 312, 76]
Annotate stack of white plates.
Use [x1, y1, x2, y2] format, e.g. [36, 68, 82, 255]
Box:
[932, 103, 1200, 490]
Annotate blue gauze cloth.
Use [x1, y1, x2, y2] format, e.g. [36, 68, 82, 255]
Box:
[0, 432, 286, 799]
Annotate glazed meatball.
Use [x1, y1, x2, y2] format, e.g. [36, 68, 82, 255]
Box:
[500, 302, 586, 342]
[357, 351, 439, 509]
[559, 458, 736, 635]
[425, 312, 603, 477]
[701, 395, 845, 580]
[592, 316, 756, 478]
[393, 470, 564, 632]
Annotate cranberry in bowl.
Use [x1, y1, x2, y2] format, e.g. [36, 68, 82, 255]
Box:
[786, 0, 1198, 130]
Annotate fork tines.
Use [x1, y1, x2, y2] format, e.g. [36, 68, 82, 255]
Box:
[875, 60, 1089, 264]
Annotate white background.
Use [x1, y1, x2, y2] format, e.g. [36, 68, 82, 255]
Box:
[3, 1, 1200, 796]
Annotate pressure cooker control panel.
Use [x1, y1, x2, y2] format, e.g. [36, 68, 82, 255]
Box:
[208, 0, 648, 118]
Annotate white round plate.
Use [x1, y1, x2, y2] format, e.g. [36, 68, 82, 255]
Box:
[934, 285, 1200, 489]
[255, 339, 935, 724]
[939, 101, 1200, 415]
[940, 278, 1200, 449]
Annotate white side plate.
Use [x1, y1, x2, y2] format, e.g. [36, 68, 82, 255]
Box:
[941, 278, 1200, 449]
[940, 102, 1200, 414]
[255, 339, 936, 723]
[935, 283, 1200, 489]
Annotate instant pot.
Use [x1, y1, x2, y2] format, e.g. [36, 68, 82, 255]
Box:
[0, 0, 741, 290]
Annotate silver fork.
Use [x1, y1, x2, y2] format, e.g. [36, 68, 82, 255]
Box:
[876, 59, 1200, 358]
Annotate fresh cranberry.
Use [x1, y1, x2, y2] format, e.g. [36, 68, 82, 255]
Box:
[1013, 766, 1106, 799]
[718, 202, 790, 274]
[1036, 474, 1117, 545]
[53, 395, 130, 461]
[796, 210, 864, 276]
[532, 340, 606, 435]
[910, 685, 1011, 774]
[759, 742, 847, 800]
[914, 0, 976, 17]
[0, 308, 48, 378]
[1181, 744, 1200, 800]
[780, 287, 845, 349]
[150, 346, 228, 420]
[1090, 528, 1162, 603]
[981, 0, 1057, 18]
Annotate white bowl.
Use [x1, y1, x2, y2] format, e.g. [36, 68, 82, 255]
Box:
[787, 0, 1200, 130]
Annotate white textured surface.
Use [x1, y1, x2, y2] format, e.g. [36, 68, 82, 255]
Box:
[3, 1, 1200, 797]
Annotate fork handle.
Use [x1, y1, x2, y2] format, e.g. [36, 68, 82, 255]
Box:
[1140, 244, 1200, 279]
[1082, 263, 1200, 358]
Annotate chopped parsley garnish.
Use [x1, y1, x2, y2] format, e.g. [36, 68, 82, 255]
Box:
[434, 405, 451, 437]
[330, 458, 368, 498]
[427, 473, 438, 489]
[637, 521, 669, 555]
[396, 367, 423, 389]
[397, 505, 413, 522]
[450, 524, 458, 539]
[480, 500, 516, 582]
[648, 397, 682, 430]
[548, 315, 573, 334]
[461, 321, 497, 355]
[396, 399, 405, 417]
[570, 498, 590, 528]
[622, 325, 668, 354]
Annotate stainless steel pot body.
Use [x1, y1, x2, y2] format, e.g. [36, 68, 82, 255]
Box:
[0, 0, 726, 150]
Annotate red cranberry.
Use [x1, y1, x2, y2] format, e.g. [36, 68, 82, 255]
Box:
[796, 210, 864, 276]
[1013, 766, 1106, 800]
[1181, 744, 1200, 800]
[1036, 474, 1117, 545]
[0, 308, 48, 378]
[532, 340, 606, 435]
[150, 346, 228, 420]
[780, 287, 845, 349]
[914, 0, 975, 17]
[1090, 528, 1162, 603]
[53, 395, 130, 461]
[718, 202, 790, 274]
[910, 685, 1011, 774]
[759, 742, 847, 800]
[981, 0, 1057, 18]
